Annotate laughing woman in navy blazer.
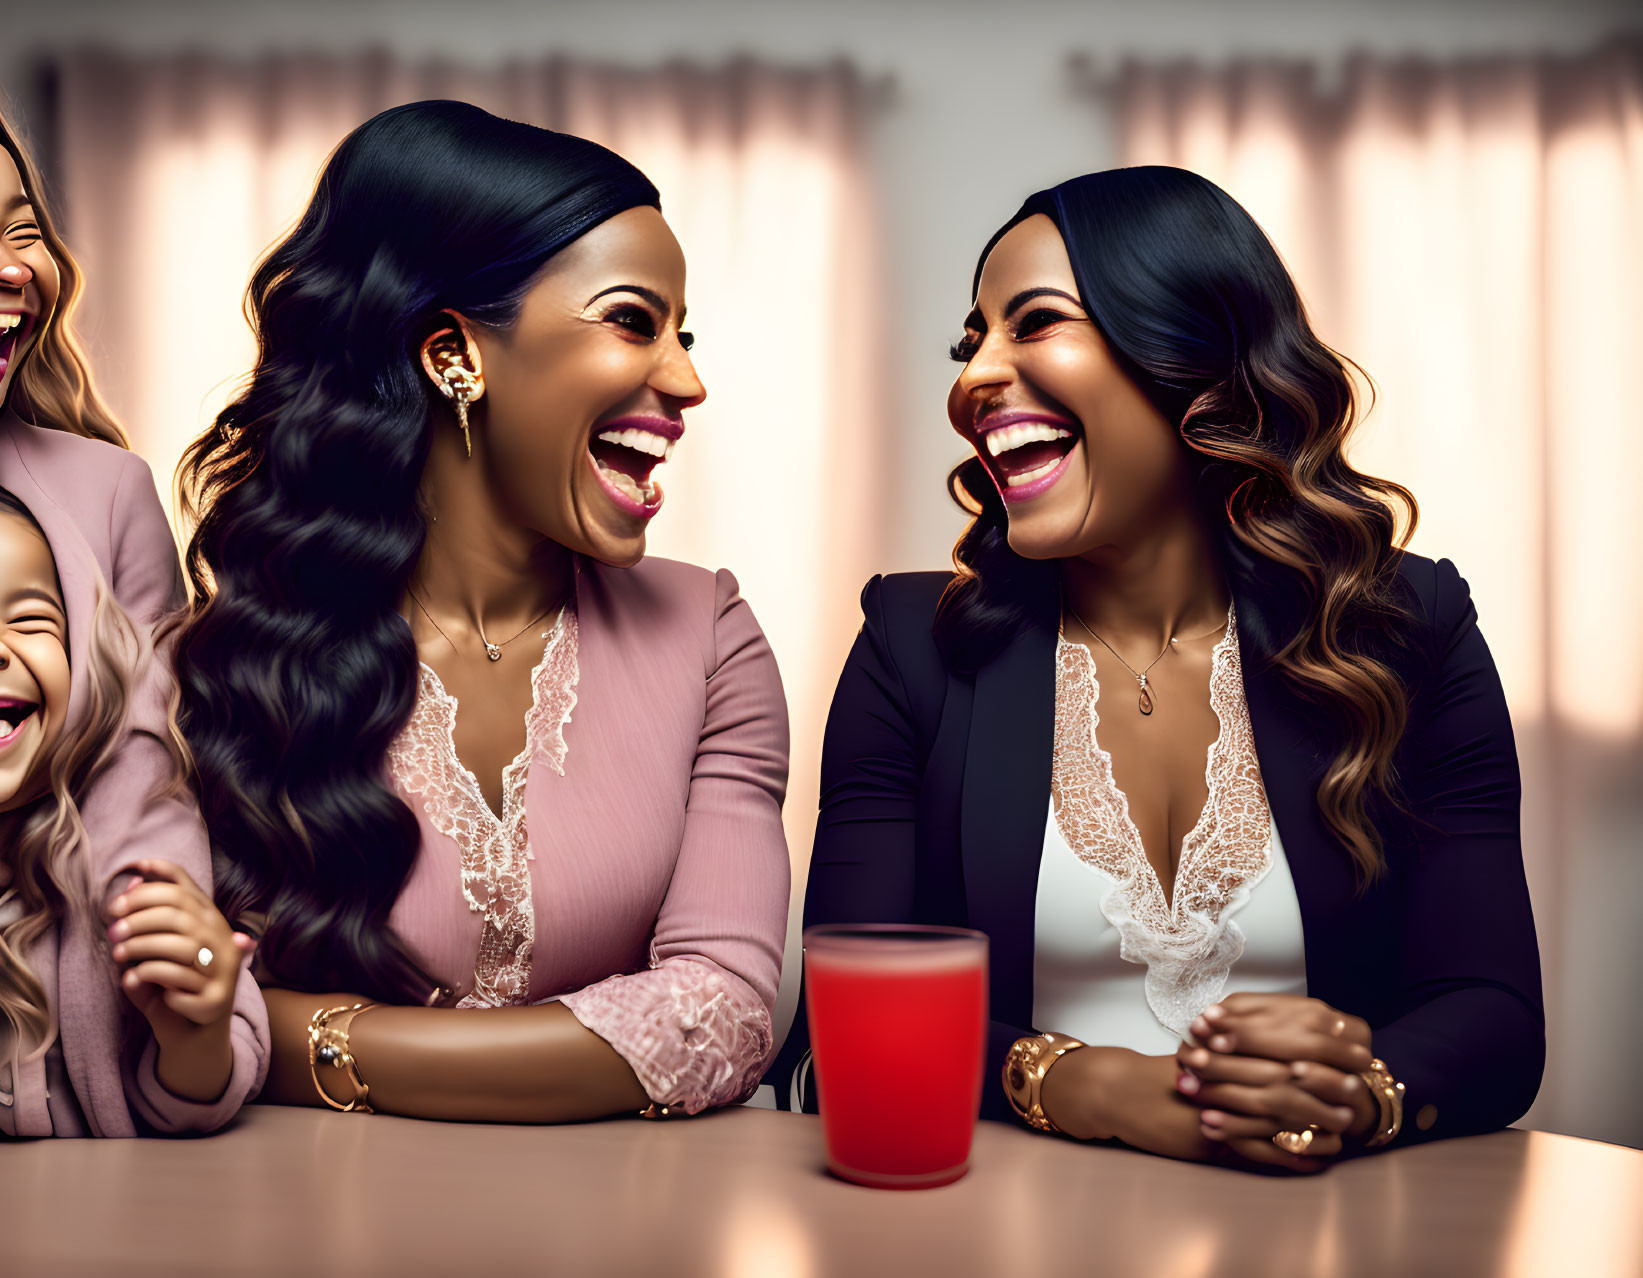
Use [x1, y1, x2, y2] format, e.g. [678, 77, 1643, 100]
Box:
[771, 166, 1542, 1172]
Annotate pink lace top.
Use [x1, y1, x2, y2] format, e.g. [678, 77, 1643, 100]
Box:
[1050, 605, 1280, 1037]
[388, 607, 579, 1009]
[383, 558, 790, 1114]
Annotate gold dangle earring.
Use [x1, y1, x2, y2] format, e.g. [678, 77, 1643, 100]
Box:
[436, 359, 481, 458]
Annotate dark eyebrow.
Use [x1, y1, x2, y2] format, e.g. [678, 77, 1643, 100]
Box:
[1003, 287, 1084, 316]
[585, 284, 677, 319]
[4, 194, 35, 218]
[962, 286, 1085, 333]
[6, 587, 63, 616]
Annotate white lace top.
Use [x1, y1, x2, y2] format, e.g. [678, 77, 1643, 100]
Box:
[1032, 608, 1308, 1050]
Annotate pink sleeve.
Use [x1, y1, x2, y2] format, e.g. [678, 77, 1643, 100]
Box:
[560, 569, 790, 1113]
[108, 450, 186, 623]
[83, 728, 270, 1133]
[86, 464, 268, 1131]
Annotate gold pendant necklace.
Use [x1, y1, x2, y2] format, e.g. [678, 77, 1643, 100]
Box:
[407, 589, 558, 663]
[1065, 601, 1172, 716]
[1062, 600, 1229, 716]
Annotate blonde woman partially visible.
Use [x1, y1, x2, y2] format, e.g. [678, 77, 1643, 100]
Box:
[0, 107, 123, 447]
[0, 105, 268, 1136]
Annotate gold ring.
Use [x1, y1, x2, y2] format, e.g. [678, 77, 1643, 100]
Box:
[1273, 1127, 1317, 1155]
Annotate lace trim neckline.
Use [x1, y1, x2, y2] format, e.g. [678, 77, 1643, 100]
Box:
[387, 601, 580, 1007]
[1050, 602, 1277, 1037]
[1053, 606, 1239, 917]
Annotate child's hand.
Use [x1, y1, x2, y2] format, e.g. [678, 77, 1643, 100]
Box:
[106, 858, 255, 1038]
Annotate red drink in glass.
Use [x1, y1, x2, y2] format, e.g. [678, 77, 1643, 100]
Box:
[804, 925, 988, 1189]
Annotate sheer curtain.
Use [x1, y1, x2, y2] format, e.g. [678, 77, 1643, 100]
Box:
[1112, 38, 1643, 1146]
[51, 52, 887, 1045]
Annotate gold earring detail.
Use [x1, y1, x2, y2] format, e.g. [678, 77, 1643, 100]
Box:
[437, 363, 481, 457]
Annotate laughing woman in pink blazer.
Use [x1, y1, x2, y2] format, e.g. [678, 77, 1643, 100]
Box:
[172, 102, 789, 1121]
[0, 111, 268, 1136]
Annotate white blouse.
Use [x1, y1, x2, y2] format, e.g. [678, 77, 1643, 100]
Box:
[1031, 608, 1308, 1053]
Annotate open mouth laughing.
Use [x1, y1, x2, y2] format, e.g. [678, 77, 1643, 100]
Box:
[587, 414, 681, 520]
[0, 311, 35, 386]
[0, 696, 39, 750]
[976, 410, 1082, 503]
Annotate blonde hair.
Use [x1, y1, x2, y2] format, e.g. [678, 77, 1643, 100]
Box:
[0, 503, 150, 1066]
[0, 100, 127, 447]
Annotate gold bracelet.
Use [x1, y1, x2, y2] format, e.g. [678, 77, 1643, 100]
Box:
[1358, 1057, 1406, 1147]
[1003, 1032, 1086, 1134]
[308, 1002, 379, 1114]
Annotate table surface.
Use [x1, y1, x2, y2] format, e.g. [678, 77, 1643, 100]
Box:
[4, 1106, 1641, 1278]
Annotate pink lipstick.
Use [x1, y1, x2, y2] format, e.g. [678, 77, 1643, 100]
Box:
[973, 411, 1082, 505]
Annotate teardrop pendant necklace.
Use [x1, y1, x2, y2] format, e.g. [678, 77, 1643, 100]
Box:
[1062, 601, 1229, 716]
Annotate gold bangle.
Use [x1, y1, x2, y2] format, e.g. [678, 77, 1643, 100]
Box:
[1003, 1032, 1086, 1134]
[1358, 1057, 1405, 1147]
[308, 1002, 379, 1114]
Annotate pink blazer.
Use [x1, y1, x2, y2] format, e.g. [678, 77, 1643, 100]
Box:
[0, 412, 269, 1136]
[388, 555, 790, 1113]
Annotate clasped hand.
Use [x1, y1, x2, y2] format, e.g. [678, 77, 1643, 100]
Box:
[105, 858, 253, 1035]
[1175, 993, 1377, 1171]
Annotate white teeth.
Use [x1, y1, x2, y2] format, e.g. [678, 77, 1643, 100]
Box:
[1005, 459, 1062, 487]
[591, 426, 675, 508]
[0, 314, 21, 330]
[598, 464, 658, 506]
[984, 423, 1073, 457]
[595, 427, 670, 458]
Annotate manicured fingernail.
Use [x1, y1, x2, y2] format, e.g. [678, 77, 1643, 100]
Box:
[1291, 1061, 1310, 1078]
[1201, 1125, 1225, 1142]
[1204, 1004, 1225, 1020]
[1210, 1034, 1234, 1052]
[1191, 1017, 1210, 1036]
[112, 896, 127, 913]
[1342, 1074, 1360, 1092]
[109, 921, 128, 940]
[1199, 1109, 1224, 1126]
[123, 970, 139, 987]
[1334, 1107, 1356, 1126]
[1189, 1049, 1210, 1069]
[111, 944, 126, 960]
[1177, 1072, 1201, 1095]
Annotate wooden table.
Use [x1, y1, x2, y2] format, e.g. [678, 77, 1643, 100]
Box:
[4, 1106, 1640, 1277]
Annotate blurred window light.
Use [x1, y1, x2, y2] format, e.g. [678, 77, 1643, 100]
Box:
[53, 53, 888, 885]
[1117, 51, 1643, 740]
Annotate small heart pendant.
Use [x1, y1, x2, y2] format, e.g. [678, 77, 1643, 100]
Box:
[485, 643, 502, 662]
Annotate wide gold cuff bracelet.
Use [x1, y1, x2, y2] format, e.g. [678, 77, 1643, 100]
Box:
[308, 1002, 379, 1114]
[1003, 1032, 1086, 1134]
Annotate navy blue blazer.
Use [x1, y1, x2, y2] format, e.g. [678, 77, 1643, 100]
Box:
[769, 550, 1544, 1147]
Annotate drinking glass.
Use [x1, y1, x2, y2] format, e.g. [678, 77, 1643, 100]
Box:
[804, 924, 988, 1189]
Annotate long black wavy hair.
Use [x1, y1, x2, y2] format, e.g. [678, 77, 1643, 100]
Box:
[173, 101, 659, 1001]
[937, 167, 1419, 880]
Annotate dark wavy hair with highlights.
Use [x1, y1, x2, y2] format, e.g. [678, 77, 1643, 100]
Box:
[173, 100, 659, 1001]
[936, 166, 1419, 882]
